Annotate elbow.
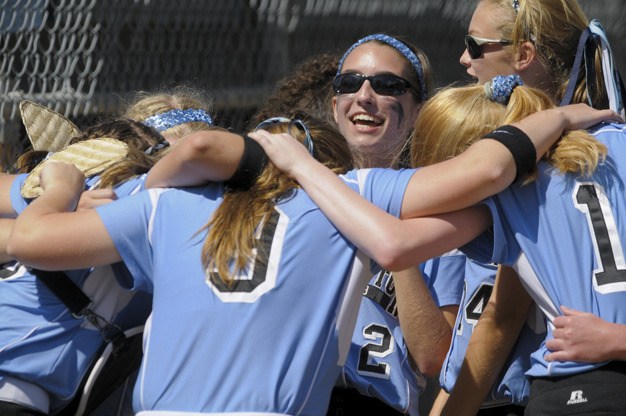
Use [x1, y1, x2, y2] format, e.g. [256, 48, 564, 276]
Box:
[411, 337, 450, 377]
[484, 163, 511, 191]
[6, 234, 25, 262]
[418, 356, 445, 378]
[181, 132, 217, 161]
[368, 237, 409, 271]
[6, 223, 41, 265]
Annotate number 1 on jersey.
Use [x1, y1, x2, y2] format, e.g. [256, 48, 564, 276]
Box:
[575, 182, 626, 293]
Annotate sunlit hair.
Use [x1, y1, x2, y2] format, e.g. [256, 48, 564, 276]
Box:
[411, 83, 607, 179]
[485, 0, 608, 108]
[123, 86, 216, 143]
[202, 114, 354, 285]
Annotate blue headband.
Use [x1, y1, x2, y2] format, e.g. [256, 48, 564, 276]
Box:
[484, 75, 524, 104]
[143, 108, 214, 132]
[254, 117, 315, 155]
[336, 34, 428, 102]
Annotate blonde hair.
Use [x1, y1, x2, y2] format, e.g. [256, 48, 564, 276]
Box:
[203, 115, 353, 285]
[411, 83, 606, 178]
[485, 0, 608, 108]
[123, 86, 215, 141]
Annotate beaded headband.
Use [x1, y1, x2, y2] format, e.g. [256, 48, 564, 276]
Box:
[512, 0, 520, 13]
[484, 75, 524, 104]
[142, 108, 214, 132]
[336, 33, 428, 102]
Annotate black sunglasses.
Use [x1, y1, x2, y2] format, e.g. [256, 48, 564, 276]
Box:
[464, 35, 512, 59]
[333, 73, 412, 96]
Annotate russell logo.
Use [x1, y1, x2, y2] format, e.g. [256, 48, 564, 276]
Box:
[566, 390, 588, 405]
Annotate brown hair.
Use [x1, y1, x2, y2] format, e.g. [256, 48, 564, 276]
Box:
[72, 119, 166, 188]
[14, 118, 165, 185]
[249, 53, 340, 129]
[16, 88, 219, 186]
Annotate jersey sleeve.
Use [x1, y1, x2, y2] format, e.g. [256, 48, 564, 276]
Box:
[423, 250, 466, 307]
[351, 168, 416, 217]
[460, 197, 520, 266]
[9, 173, 29, 214]
[95, 188, 164, 292]
[113, 174, 147, 198]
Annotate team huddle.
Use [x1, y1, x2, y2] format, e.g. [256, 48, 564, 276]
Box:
[1, 0, 626, 415]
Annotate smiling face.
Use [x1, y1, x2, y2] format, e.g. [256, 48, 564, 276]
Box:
[460, 0, 517, 84]
[332, 42, 422, 168]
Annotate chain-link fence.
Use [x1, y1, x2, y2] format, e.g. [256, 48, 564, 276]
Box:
[2, 0, 625, 169]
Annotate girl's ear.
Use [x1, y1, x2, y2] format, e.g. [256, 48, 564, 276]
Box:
[514, 40, 538, 72]
[19, 100, 80, 152]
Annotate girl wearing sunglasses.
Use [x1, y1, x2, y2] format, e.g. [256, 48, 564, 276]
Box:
[331, 34, 432, 169]
[439, 1, 626, 413]
[331, 35, 467, 416]
[461, 0, 624, 115]
[233, 44, 454, 415]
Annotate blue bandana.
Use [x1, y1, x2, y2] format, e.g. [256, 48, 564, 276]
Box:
[143, 108, 214, 132]
[484, 75, 524, 104]
[336, 34, 428, 102]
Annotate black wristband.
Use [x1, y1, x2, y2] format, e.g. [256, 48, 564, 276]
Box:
[224, 135, 268, 190]
[483, 124, 536, 182]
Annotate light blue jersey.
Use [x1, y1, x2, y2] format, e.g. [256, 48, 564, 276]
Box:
[440, 258, 545, 405]
[339, 252, 464, 415]
[95, 168, 415, 415]
[466, 123, 626, 377]
[0, 174, 151, 411]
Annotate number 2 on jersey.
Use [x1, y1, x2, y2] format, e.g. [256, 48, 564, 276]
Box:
[357, 324, 394, 379]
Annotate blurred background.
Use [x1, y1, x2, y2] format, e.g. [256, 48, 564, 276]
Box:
[1, 0, 625, 168]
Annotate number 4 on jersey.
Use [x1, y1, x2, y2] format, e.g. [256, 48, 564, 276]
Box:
[464, 284, 493, 327]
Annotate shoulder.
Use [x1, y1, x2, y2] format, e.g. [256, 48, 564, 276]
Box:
[589, 122, 626, 140]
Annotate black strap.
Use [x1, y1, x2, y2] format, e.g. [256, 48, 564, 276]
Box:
[584, 37, 598, 106]
[560, 27, 591, 107]
[33, 269, 92, 315]
[618, 72, 626, 113]
[33, 268, 128, 354]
